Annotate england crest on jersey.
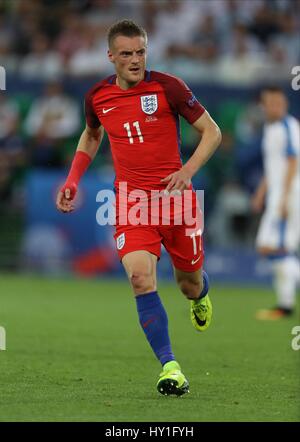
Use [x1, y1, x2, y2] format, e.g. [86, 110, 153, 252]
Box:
[140, 94, 158, 115]
[116, 233, 125, 250]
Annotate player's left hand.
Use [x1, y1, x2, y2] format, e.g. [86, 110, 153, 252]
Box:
[161, 167, 192, 194]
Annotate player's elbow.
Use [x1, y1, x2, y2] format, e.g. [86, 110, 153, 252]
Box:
[213, 124, 222, 148]
[85, 125, 103, 143]
[204, 122, 222, 153]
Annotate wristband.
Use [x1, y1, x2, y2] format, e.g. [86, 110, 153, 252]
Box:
[60, 150, 91, 198]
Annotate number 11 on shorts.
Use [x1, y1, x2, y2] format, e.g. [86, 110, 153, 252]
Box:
[190, 230, 202, 256]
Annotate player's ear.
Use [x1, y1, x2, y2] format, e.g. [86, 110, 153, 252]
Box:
[108, 49, 115, 64]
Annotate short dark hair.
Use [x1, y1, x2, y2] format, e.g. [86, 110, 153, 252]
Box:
[261, 85, 285, 95]
[107, 19, 147, 48]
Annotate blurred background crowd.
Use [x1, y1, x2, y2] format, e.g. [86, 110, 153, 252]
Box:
[0, 0, 299, 278]
[1, 0, 299, 81]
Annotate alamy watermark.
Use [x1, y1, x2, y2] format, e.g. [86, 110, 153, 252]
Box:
[95, 183, 204, 236]
[291, 326, 300, 351]
[0, 326, 6, 350]
[0, 65, 6, 90]
[291, 66, 300, 91]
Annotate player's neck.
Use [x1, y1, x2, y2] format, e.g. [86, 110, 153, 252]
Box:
[267, 114, 287, 123]
[116, 76, 142, 90]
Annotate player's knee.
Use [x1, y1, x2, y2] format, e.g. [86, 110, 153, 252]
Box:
[178, 278, 203, 299]
[130, 271, 155, 294]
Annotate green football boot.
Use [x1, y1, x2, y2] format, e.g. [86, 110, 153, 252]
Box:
[156, 361, 189, 396]
[190, 294, 212, 332]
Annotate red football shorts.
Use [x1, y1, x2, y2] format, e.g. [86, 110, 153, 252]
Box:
[113, 192, 204, 272]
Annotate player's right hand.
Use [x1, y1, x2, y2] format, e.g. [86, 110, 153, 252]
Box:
[56, 183, 77, 213]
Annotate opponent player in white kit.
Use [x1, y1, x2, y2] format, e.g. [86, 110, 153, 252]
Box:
[252, 86, 300, 319]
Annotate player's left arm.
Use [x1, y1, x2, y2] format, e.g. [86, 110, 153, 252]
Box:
[162, 111, 221, 192]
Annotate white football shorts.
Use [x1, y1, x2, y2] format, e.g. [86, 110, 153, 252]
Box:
[256, 200, 300, 252]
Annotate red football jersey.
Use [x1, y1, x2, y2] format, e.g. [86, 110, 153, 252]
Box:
[85, 70, 205, 194]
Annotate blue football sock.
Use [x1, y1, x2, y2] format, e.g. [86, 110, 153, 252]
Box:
[198, 270, 209, 299]
[135, 291, 175, 366]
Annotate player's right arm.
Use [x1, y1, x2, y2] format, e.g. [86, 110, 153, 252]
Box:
[251, 176, 267, 214]
[56, 124, 104, 213]
[77, 124, 104, 159]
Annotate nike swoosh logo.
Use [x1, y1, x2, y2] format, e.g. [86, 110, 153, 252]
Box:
[193, 312, 206, 327]
[142, 318, 155, 328]
[191, 256, 201, 265]
[103, 107, 117, 114]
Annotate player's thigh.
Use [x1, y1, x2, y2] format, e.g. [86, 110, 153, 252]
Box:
[256, 209, 281, 251]
[114, 225, 161, 262]
[256, 205, 300, 253]
[285, 201, 300, 251]
[122, 250, 158, 294]
[160, 224, 204, 273]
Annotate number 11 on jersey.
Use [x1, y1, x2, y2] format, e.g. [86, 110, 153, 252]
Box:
[124, 121, 144, 144]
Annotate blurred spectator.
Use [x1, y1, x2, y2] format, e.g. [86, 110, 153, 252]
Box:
[217, 23, 267, 85]
[21, 224, 72, 275]
[147, 0, 201, 63]
[55, 13, 85, 62]
[24, 81, 81, 167]
[0, 95, 20, 140]
[271, 13, 300, 65]
[235, 99, 264, 194]
[0, 94, 26, 180]
[207, 182, 252, 247]
[202, 132, 238, 212]
[248, 3, 280, 44]
[263, 40, 292, 81]
[20, 33, 64, 80]
[222, 22, 263, 55]
[24, 81, 80, 139]
[165, 14, 221, 64]
[0, 151, 12, 205]
[223, 0, 265, 26]
[0, 95, 26, 208]
[68, 26, 111, 77]
[0, 0, 297, 83]
[0, 40, 18, 74]
[235, 98, 264, 144]
[189, 14, 221, 62]
[78, 0, 122, 26]
[0, 11, 14, 44]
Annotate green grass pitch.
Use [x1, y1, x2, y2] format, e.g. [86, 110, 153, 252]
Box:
[0, 273, 299, 422]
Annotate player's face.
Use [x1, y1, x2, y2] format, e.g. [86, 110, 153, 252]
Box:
[261, 92, 288, 121]
[108, 35, 147, 88]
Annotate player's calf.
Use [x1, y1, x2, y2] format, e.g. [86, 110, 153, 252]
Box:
[175, 269, 203, 300]
[190, 271, 212, 332]
[177, 278, 203, 300]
